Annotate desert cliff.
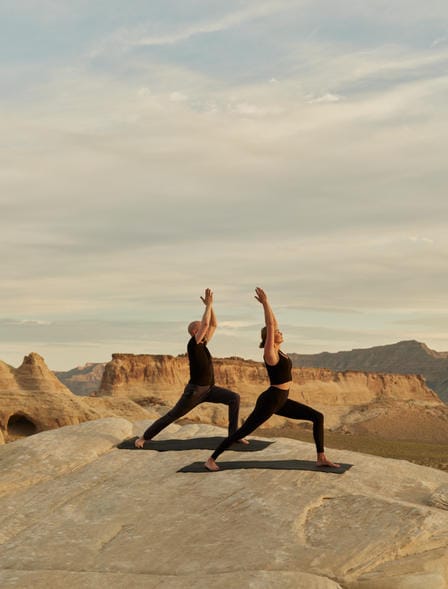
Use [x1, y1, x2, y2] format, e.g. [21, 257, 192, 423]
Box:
[0, 353, 155, 443]
[291, 340, 448, 403]
[97, 353, 448, 444]
[3, 351, 448, 447]
[56, 340, 448, 405]
[54, 362, 106, 396]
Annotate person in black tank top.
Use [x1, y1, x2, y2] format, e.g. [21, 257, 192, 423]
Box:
[205, 288, 340, 471]
[187, 335, 215, 386]
[135, 289, 248, 448]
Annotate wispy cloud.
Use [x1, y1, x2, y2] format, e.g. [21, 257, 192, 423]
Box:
[409, 236, 435, 245]
[2, 319, 52, 326]
[432, 35, 448, 48]
[307, 93, 343, 104]
[89, 0, 299, 57]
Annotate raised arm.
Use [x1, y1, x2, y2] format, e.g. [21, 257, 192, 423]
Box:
[206, 304, 218, 342]
[195, 288, 214, 343]
[200, 291, 218, 342]
[254, 287, 279, 365]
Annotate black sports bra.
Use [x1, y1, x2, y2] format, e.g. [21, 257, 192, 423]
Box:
[265, 351, 292, 385]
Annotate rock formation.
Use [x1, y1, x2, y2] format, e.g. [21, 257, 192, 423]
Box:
[54, 362, 106, 396]
[99, 353, 266, 398]
[0, 418, 447, 588]
[97, 353, 448, 444]
[3, 351, 448, 447]
[0, 353, 153, 443]
[290, 339, 448, 403]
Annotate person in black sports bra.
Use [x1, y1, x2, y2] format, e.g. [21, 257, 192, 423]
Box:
[135, 288, 248, 448]
[204, 287, 339, 471]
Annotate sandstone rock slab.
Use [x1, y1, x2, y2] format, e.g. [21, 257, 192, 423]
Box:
[0, 420, 447, 589]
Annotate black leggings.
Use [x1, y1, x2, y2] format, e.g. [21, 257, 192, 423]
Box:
[142, 383, 240, 440]
[211, 386, 324, 459]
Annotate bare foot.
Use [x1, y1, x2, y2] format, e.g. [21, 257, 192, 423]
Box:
[204, 457, 220, 471]
[317, 453, 340, 468]
[134, 437, 146, 449]
[236, 438, 249, 445]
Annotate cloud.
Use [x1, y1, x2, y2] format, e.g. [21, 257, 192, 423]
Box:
[409, 236, 435, 245]
[169, 91, 188, 102]
[7, 319, 52, 326]
[1, 59, 447, 293]
[432, 35, 448, 48]
[87, 0, 300, 58]
[121, 2, 297, 48]
[2, 2, 448, 367]
[307, 93, 343, 103]
[230, 101, 283, 116]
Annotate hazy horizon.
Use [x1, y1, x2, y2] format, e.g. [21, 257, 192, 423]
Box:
[2, 337, 445, 372]
[2, 1, 448, 370]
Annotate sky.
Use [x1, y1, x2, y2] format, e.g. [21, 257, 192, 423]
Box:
[1, 0, 448, 370]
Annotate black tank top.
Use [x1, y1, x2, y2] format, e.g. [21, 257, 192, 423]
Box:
[265, 351, 292, 385]
[187, 336, 215, 386]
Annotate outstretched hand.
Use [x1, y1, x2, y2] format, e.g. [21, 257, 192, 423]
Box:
[200, 288, 213, 306]
[254, 287, 268, 304]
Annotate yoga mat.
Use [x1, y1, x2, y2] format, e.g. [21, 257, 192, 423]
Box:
[117, 436, 273, 452]
[178, 459, 352, 474]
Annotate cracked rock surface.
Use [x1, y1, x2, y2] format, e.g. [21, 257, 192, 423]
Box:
[0, 418, 447, 589]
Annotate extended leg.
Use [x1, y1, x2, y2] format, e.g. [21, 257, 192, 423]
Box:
[208, 388, 287, 462]
[136, 385, 208, 446]
[275, 399, 340, 467]
[275, 399, 325, 453]
[205, 385, 241, 435]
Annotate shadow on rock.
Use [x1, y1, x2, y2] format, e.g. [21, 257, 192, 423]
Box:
[178, 459, 353, 474]
[117, 436, 274, 452]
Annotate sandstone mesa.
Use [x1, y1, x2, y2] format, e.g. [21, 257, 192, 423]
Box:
[1, 352, 448, 447]
[291, 339, 448, 403]
[97, 353, 448, 444]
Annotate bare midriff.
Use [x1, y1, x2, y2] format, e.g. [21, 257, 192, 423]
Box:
[271, 381, 292, 391]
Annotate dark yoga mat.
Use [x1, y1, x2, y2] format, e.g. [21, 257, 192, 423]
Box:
[117, 436, 273, 452]
[178, 459, 352, 474]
